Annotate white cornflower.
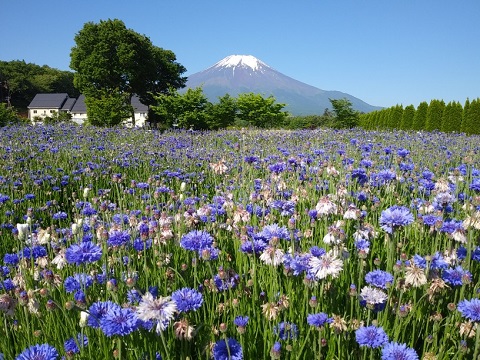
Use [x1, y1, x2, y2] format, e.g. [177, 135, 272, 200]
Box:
[359, 286, 388, 306]
[308, 250, 343, 280]
[136, 292, 177, 333]
[404, 265, 427, 287]
[315, 197, 337, 216]
[259, 247, 285, 267]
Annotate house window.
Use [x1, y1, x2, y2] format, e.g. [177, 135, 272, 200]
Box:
[33, 110, 37, 114]
[51, 110, 56, 114]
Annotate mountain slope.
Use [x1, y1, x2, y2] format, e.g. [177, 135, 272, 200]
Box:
[184, 55, 382, 115]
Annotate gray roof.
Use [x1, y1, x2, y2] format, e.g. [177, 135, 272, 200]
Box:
[70, 94, 86, 113]
[28, 93, 70, 109]
[62, 97, 77, 111]
[131, 95, 148, 112]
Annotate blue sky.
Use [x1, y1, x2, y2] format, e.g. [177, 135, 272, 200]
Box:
[2, 0, 479, 108]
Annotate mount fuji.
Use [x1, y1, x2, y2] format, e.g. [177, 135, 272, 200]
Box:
[184, 55, 382, 116]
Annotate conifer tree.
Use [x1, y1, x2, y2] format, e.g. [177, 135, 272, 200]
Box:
[425, 99, 445, 131]
[462, 98, 480, 135]
[401, 105, 415, 130]
[390, 104, 403, 130]
[412, 101, 428, 130]
[441, 101, 463, 133]
[461, 98, 470, 133]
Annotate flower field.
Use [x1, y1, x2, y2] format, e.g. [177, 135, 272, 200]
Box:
[0, 125, 480, 359]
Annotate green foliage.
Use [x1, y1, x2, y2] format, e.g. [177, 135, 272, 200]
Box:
[412, 101, 428, 130]
[0, 60, 78, 110]
[42, 110, 73, 125]
[70, 18, 186, 126]
[329, 98, 359, 128]
[425, 99, 445, 131]
[206, 94, 237, 130]
[401, 104, 415, 130]
[84, 90, 131, 127]
[152, 88, 288, 130]
[0, 103, 18, 126]
[236, 93, 288, 128]
[462, 98, 480, 135]
[461, 98, 470, 133]
[441, 101, 463, 133]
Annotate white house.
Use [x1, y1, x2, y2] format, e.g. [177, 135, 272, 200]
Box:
[28, 93, 76, 121]
[28, 93, 149, 127]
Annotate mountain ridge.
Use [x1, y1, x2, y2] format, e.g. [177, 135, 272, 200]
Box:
[184, 55, 382, 115]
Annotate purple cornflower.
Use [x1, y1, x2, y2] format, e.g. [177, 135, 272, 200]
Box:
[100, 306, 139, 337]
[381, 342, 418, 360]
[64, 333, 88, 354]
[379, 205, 414, 234]
[171, 287, 203, 312]
[65, 241, 102, 265]
[212, 338, 243, 360]
[15, 343, 59, 360]
[274, 321, 298, 340]
[365, 270, 394, 289]
[306, 312, 332, 328]
[457, 298, 480, 322]
[442, 266, 472, 286]
[355, 325, 389, 348]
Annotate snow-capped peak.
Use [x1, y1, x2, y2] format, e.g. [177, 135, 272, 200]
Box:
[213, 55, 268, 71]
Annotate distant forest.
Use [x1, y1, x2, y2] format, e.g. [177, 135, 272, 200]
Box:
[359, 99, 480, 135]
[0, 60, 79, 112]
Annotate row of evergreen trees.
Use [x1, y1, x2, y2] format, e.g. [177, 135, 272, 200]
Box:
[359, 98, 480, 134]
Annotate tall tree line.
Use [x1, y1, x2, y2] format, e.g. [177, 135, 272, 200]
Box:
[359, 98, 480, 135]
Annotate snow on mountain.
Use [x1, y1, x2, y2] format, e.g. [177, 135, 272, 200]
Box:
[212, 55, 267, 72]
[184, 55, 382, 115]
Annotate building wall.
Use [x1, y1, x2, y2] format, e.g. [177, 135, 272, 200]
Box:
[29, 108, 59, 121]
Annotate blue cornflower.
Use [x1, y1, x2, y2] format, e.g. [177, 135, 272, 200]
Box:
[365, 270, 394, 289]
[180, 230, 214, 252]
[172, 287, 203, 312]
[15, 343, 59, 360]
[22, 246, 47, 260]
[306, 312, 332, 328]
[457, 298, 480, 322]
[127, 289, 142, 304]
[472, 246, 480, 262]
[3, 253, 19, 265]
[469, 178, 480, 192]
[351, 168, 369, 185]
[258, 224, 290, 241]
[240, 239, 268, 254]
[65, 241, 102, 265]
[442, 266, 472, 286]
[234, 316, 249, 327]
[52, 212, 68, 220]
[274, 321, 298, 341]
[381, 342, 418, 360]
[379, 205, 414, 234]
[107, 230, 131, 247]
[212, 338, 243, 360]
[87, 301, 120, 328]
[64, 333, 88, 354]
[64, 273, 93, 293]
[355, 325, 389, 348]
[430, 252, 448, 270]
[412, 254, 426, 269]
[420, 214, 441, 227]
[100, 306, 139, 337]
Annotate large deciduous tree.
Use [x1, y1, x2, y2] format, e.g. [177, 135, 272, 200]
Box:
[70, 19, 186, 126]
[329, 98, 359, 129]
[236, 93, 288, 128]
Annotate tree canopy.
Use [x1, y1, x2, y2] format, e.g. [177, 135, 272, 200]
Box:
[0, 60, 77, 111]
[70, 19, 187, 126]
[329, 98, 360, 128]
